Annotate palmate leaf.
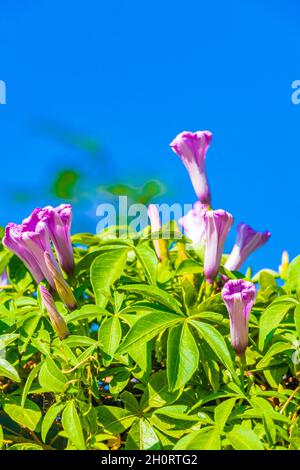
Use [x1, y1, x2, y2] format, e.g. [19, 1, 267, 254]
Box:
[167, 323, 199, 391]
[190, 320, 239, 384]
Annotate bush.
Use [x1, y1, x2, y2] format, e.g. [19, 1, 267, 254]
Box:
[0, 227, 300, 450]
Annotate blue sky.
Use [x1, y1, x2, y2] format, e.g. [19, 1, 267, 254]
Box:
[0, 0, 300, 272]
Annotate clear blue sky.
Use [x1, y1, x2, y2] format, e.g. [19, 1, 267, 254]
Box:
[0, 0, 300, 273]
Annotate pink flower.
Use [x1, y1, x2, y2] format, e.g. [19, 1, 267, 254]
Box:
[225, 223, 271, 272]
[37, 204, 74, 275]
[3, 212, 58, 288]
[222, 279, 257, 356]
[178, 201, 207, 245]
[203, 209, 234, 283]
[170, 130, 212, 205]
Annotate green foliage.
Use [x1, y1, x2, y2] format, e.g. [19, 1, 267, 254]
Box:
[0, 231, 299, 450]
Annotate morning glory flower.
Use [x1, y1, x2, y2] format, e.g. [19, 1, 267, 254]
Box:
[225, 223, 271, 272]
[40, 285, 70, 340]
[37, 204, 75, 275]
[203, 209, 234, 283]
[222, 279, 257, 356]
[178, 201, 207, 246]
[170, 130, 212, 205]
[147, 204, 168, 260]
[3, 213, 58, 288]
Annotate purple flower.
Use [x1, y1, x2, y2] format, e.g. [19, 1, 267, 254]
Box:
[40, 285, 70, 340]
[0, 269, 9, 287]
[225, 223, 271, 272]
[170, 131, 213, 205]
[37, 204, 74, 275]
[222, 279, 257, 356]
[147, 204, 168, 260]
[203, 209, 234, 283]
[3, 213, 58, 288]
[178, 201, 207, 245]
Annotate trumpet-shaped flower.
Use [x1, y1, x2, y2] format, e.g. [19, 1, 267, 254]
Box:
[38, 204, 74, 275]
[178, 201, 207, 245]
[3, 213, 58, 288]
[225, 223, 271, 272]
[40, 285, 70, 340]
[222, 279, 257, 355]
[203, 209, 233, 283]
[170, 130, 212, 205]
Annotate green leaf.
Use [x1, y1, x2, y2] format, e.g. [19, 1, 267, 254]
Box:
[135, 243, 158, 285]
[21, 363, 42, 407]
[197, 293, 227, 315]
[39, 358, 67, 393]
[214, 398, 237, 432]
[125, 419, 161, 450]
[91, 248, 129, 307]
[98, 316, 122, 366]
[0, 333, 19, 347]
[109, 370, 131, 395]
[7, 443, 43, 450]
[0, 358, 20, 382]
[118, 312, 180, 353]
[256, 342, 293, 369]
[167, 323, 199, 391]
[97, 406, 136, 434]
[4, 397, 41, 431]
[285, 255, 300, 292]
[66, 305, 108, 323]
[190, 320, 239, 383]
[294, 304, 300, 339]
[121, 391, 140, 414]
[119, 284, 183, 314]
[0, 425, 3, 449]
[41, 402, 65, 442]
[258, 297, 297, 351]
[140, 371, 181, 411]
[62, 401, 86, 450]
[175, 259, 203, 275]
[64, 335, 98, 348]
[174, 426, 221, 450]
[227, 426, 264, 450]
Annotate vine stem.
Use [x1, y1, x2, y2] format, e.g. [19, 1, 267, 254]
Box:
[237, 353, 246, 391]
[280, 383, 300, 415]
